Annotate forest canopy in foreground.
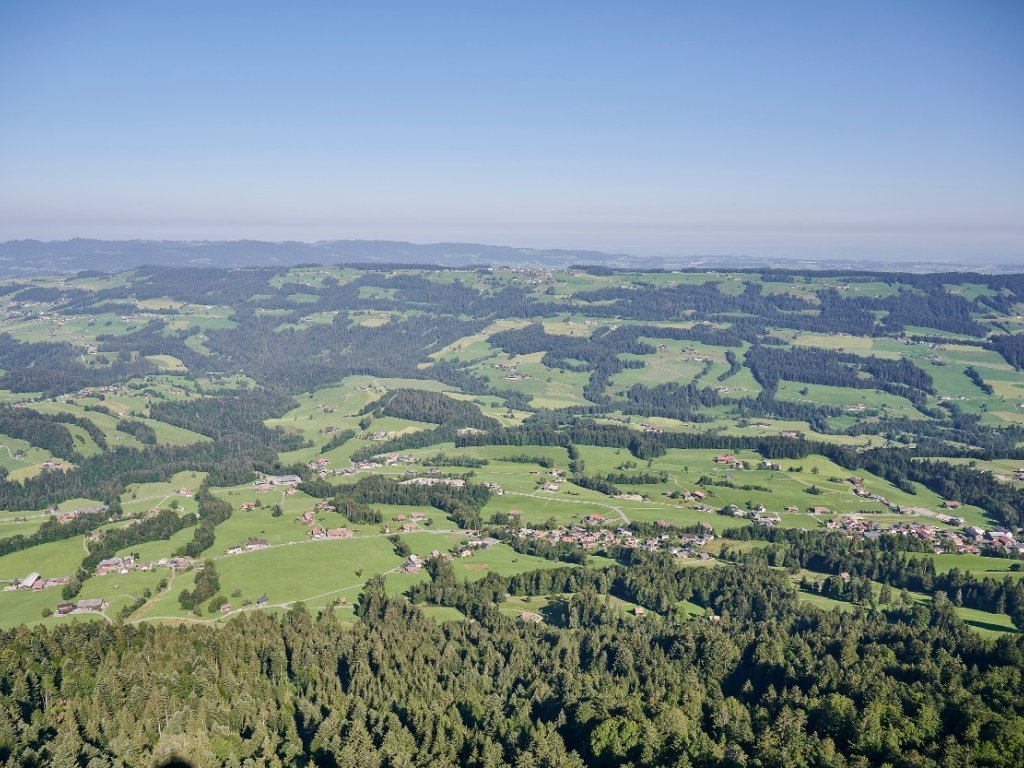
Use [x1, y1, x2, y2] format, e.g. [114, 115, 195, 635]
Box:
[2, 567, 1023, 768]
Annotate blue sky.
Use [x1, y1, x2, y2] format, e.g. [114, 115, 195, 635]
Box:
[1, 1, 1022, 262]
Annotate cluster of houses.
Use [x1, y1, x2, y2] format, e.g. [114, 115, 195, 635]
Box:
[962, 525, 1024, 555]
[826, 513, 1024, 556]
[400, 475, 466, 488]
[55, 598, 107, 615]
[391, 511, 428, 533]
[373, 452, 417, 466]
[156, 555, 194, 573]
[4, 572, 70, 592]
[255, 483, 298, 495]
[94, 555, 193, 576]
[256, 479, 299, 495]
[404, 542, 503, 573]
[331, 460, 385, 477]
[725, 504, 782, 526]
[49, 503, 109, 522]
[455, 537, 499, 558]
[531, 468, 566, 493]
[217, 593, 273, 614]
[311, 453, 418, 478]
[310, 527, 352, 541]
[892, 521, 978, 551]
[69, 384, 124, 399]
[825, 515, 883, 539]
[503, 267, 555, 285]
[844, 477, 966, 525]
[680, 347, 710, 362]
[227, 538, 270, 555]
[515, 516, 716, 559]
[847, 476, 898, 508]
[714, 454, 747, 470]
[401, 553, 428, 573]
[667, 488, 708, 503]
[2, 300, 48, 320]
[357, 431, 398, 442]
[254, 473, 301, 490]
[95, 556, 138, 575]
[898, 335, 944, 349]
[719, 480, 985, 541]
[237, 503, 356, 546]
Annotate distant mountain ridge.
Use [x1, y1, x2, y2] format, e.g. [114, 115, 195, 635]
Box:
[0, 238, 623, 274]
[0, 238, 1018, 275]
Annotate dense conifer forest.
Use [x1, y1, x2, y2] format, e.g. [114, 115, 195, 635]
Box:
[3, 565, 1024, 767]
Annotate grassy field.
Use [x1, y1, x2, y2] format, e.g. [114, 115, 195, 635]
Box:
[0, 432, 57, 481]
[0, 588, 97, 629]
[954, 606, 1018, 637]
[793, 574, 1018, 636]
[452, 543, 582, 581]
[119, 471, 206, 518]
[268, 374, 457, 463]
[418, 605, 467, 623]
[28, 397, 209, 449]
[916, 552, 1024, 581]
[0, 536, 88, 581]
[129, 535, 404, 623]
[937, 457, 1024, 487]
[117, 526, 198, 562]
[796, 591, 857, 612]
[775, 381, 927, 419]
[0, 516, 47, 539]
[607, 337, 714, 392]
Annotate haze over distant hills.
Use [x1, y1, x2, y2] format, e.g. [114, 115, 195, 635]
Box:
[1, 238, 1020, 276]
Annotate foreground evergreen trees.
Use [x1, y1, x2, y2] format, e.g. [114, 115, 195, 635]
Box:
[1, 565, 1022, 767]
